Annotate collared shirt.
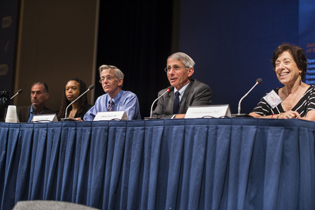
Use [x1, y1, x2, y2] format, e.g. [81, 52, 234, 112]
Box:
[174, 81, 190, 103]
[171, 82, 190, 118]
[27, 105, 44, 123]
[83, 90, 141, 121]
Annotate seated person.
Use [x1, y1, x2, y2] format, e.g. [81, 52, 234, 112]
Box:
[249, 44, 315, 120]
[152, 52, 212, 119]
[57, 78, 93, 121]
[0, 91, 10, 122]
[83, 65, 141, 121]
[17, 82, 55, 122]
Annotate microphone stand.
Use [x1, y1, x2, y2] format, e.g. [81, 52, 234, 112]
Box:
[236, 78, 262, 117]
[146, 87, 173, 119]
[62, 85, 94, 121]
[10, 89, 23, 100]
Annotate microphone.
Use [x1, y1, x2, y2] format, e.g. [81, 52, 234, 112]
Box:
[63, 84, 95, 120]
[237, 78, 262, 116]
[149, 87, 173, 118]
[10, 89, 23, 100]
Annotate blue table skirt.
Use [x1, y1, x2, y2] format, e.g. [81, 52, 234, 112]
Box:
[0, 118, 315, 210]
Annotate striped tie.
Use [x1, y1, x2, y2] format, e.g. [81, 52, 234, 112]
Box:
[108, 99, 114, 111]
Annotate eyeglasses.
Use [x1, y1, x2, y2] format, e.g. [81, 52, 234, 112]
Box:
[164, 65, 187, 73]
[99, 76, 115, 83]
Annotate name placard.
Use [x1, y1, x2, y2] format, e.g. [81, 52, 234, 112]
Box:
[94, 111, 128, 121]
[185, 105, 231, 119]
[31, 114, 58, 123]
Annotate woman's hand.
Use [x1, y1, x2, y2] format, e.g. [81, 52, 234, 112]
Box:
[73, 118, 83, 121]
[277, 111, 301, 119]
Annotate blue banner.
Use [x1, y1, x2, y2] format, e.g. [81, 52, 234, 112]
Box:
[0, 0, 19, 94]
[178, 0, 299, 113]
[299, 0, 315, 85]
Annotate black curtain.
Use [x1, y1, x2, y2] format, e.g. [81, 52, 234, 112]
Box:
[96, 0, 174, 118]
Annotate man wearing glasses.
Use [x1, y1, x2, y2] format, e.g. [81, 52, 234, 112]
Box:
[152, 52, 212, 119]
[83, 65, 141, 121]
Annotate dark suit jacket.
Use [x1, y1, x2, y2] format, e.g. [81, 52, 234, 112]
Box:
[152, 79, 212, 119]
[17, 105, 56, 122]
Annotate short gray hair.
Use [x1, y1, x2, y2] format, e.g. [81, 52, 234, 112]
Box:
[99, 65, 125, 80]
[99, 65, 124, 87]
[168, 52, 195, 68]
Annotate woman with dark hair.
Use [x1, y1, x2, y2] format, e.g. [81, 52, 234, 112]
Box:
[57, 78, 92, 121]
[249, 43, 315, 120]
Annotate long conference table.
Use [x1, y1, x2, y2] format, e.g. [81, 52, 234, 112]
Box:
[0, 118, 315, 210]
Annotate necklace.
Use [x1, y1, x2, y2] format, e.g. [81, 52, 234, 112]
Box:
[69, 110, 77, 118]
[287, 88, 302, 109]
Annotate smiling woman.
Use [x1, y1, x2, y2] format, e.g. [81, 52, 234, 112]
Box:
[249, 44, 315, 121]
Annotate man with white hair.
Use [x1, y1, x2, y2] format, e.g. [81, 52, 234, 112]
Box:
[83, 65, 141, 121]
[152, 52, 212, 119]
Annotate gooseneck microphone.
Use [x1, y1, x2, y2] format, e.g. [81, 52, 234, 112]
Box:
[64, 85, 95, 119]
[150, 87, 173, 118]
[10, 89, 23, 100]
[237, 78, 262, 115]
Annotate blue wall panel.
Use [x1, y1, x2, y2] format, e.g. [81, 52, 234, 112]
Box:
[0, 0, 19, 94]
[179, 0, 299, 114]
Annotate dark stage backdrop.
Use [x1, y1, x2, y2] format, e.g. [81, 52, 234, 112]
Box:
[299, 0, 315, 85]
[96, 0, 315, 116]
[96, 0, 173, 118]
[0, 0, 19, 94]
[178, 0, 300, 114]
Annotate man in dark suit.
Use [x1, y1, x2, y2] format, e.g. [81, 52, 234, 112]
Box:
[152, 52, 212, 119]
[17, 82, 55, 122]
